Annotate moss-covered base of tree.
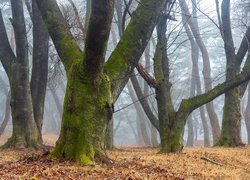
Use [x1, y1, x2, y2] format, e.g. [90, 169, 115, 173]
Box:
[159, 126, 183, 153]
[1, 133, 41, 149]
[50, 62, 112, 165]
[216, 89, 243, 147]
[214, 137, 245, 147]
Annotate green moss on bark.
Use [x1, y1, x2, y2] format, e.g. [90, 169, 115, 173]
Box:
[50, 61, 112, 164]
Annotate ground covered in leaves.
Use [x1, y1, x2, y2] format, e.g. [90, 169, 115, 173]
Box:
[0, 144, 249, 179]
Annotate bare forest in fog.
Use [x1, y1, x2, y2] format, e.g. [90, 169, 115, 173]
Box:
[0, 0, 249, 179]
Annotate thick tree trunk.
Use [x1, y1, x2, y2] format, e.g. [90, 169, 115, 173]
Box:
[49, 0, 115, 164]
[51, 65, 113, 164]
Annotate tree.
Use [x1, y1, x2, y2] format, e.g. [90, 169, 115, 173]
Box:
[216, 0, 250, 146]
[35, 0, 168, 164]
[0, 0, 49, 148]
[134, 3, 250, 152]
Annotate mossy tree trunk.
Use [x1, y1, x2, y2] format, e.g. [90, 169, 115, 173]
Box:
[36, 0, 169, 164]
[216, 0, 244, 146]
[144, 13, 250, 152]
[153, 17, 181, 152]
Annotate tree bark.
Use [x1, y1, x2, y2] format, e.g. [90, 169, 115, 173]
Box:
[30, 0, 49, 143]
[0, 0, 40, 148]
[244, 83, 250, 144]
[216, 0, 244, 146]
[36, 0, 168, 163]
[0, 91, 11, 137]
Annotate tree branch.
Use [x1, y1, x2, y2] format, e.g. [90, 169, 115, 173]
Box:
[104, 0, 168, 101]
[35, 0, 82, 73]
[136, 63, 157, 88]
[0, 10, 15, 76]
[84, 0, 115, 78]
[180, 55, 250, 114]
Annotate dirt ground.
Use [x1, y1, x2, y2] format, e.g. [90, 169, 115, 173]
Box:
[0, 134, 249, 179]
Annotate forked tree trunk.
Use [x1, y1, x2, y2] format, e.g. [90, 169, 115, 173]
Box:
[153, 17, 180, 152]
[216, 0, 244, 146]
[36, 0, 168, 163]
[1, 0, 41, 148]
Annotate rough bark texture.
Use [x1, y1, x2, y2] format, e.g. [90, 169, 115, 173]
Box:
[48, 0, 115, 164]
[36, 0, 168, 163]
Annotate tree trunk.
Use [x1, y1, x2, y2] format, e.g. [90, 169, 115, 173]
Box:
[2, 0, 40, 148]
[0, 91, 11, 137]
[154, 17, 180, 152]
[186, 115, 194, 147]
[216, 0, 244, 146]
[244, 83, 250, 144]
[30, 0, 49, 143]
[105, 118, 113, 150]
[51, 65, 113, 164]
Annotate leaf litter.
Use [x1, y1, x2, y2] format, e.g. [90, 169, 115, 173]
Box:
[0, 145, 249, 179]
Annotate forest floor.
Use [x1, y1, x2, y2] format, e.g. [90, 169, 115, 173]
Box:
[0, 134, 249, 179]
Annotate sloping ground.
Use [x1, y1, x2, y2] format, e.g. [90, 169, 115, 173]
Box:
[0, 146, 249, 179]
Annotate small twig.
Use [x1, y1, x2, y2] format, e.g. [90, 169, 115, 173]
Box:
[200, 156, 224, 166]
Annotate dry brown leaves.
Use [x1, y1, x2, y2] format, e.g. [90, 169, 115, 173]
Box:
[0, 146, 249, 179]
